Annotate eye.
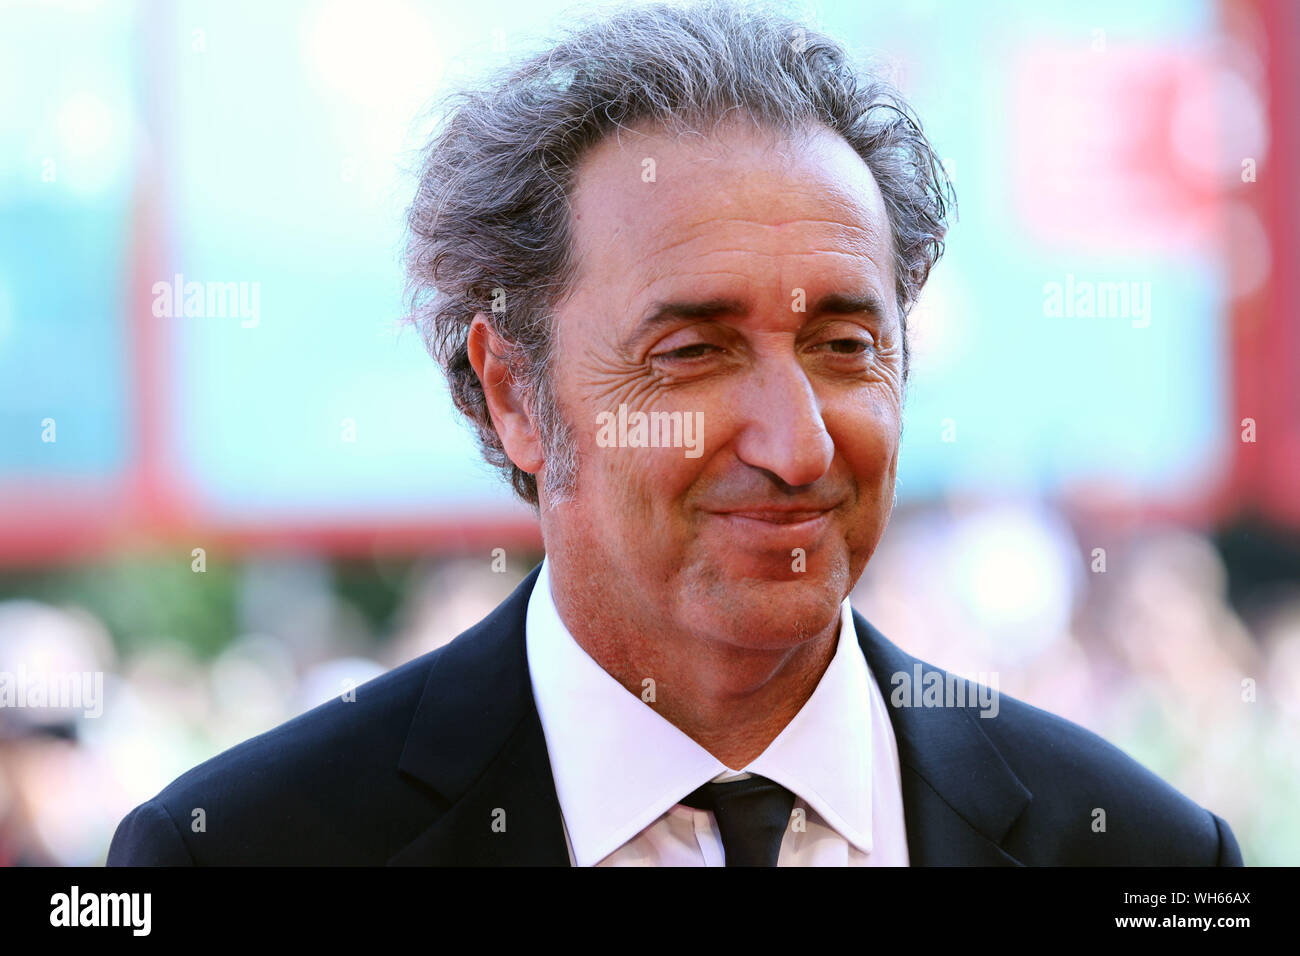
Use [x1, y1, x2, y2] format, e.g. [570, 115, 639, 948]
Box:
[653, 343, 721, 361]
[819, 338, 872, 355]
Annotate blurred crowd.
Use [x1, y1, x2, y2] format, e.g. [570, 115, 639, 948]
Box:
[1, 500, 1296, 866]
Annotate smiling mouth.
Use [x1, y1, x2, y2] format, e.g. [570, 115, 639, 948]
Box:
[701, 507, 839, 558]
[717, 509, 833, 524]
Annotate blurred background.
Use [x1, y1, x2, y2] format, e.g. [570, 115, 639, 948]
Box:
[0, 0, 1296, 866]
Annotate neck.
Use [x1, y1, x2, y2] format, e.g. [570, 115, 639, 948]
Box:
[546, 562, 842, 768]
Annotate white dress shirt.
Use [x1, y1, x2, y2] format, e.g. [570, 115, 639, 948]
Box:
[525, 557, 910, 866]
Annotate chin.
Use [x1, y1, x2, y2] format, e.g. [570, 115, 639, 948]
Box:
[692, 574, 847, 650]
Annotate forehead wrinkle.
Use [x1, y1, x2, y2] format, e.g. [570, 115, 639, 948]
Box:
[630, 254, 780, 299]
[633, 245, 886, 296]
[636, 213, 887, 265]
[629, 238, 888, 307]
[638, 268, 759, 290]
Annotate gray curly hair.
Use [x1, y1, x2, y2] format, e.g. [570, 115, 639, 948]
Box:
[403, 0, 953, 509]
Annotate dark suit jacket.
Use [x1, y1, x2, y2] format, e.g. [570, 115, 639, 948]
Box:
[107, 562, 1244, 866]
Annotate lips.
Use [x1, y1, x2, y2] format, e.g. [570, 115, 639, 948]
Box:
[718, 509, 833, 524]
[704, 504, 838, 547]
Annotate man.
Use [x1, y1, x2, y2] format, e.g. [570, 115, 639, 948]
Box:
[109, 1, 1242, 866]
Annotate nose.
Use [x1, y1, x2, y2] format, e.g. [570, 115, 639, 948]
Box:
[732, 355, 835, 488]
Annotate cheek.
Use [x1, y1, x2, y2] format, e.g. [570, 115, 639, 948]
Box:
[828, 396, 900, 489]
[581, 425, 699, 518]
[580, 397, 712, 508]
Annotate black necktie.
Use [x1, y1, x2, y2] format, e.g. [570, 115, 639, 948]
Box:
[679, 775, 797, 866]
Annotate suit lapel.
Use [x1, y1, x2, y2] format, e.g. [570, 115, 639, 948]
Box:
[854, 609, 1032, 865]
[389, 564, 570, 866]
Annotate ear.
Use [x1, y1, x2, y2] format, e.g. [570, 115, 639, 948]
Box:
[466, 314, 545, 477]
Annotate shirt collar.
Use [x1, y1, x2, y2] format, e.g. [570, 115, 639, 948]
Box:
[525, 556, 875, 866]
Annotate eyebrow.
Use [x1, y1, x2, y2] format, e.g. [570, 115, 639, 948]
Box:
[625, 290, 888, 348]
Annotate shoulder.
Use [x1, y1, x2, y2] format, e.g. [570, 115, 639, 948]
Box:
[855, 611, 1242, 865]
[108, 565, 542, 867]
[107, 648, 444, 866]
[962, 685, 1241, 865]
